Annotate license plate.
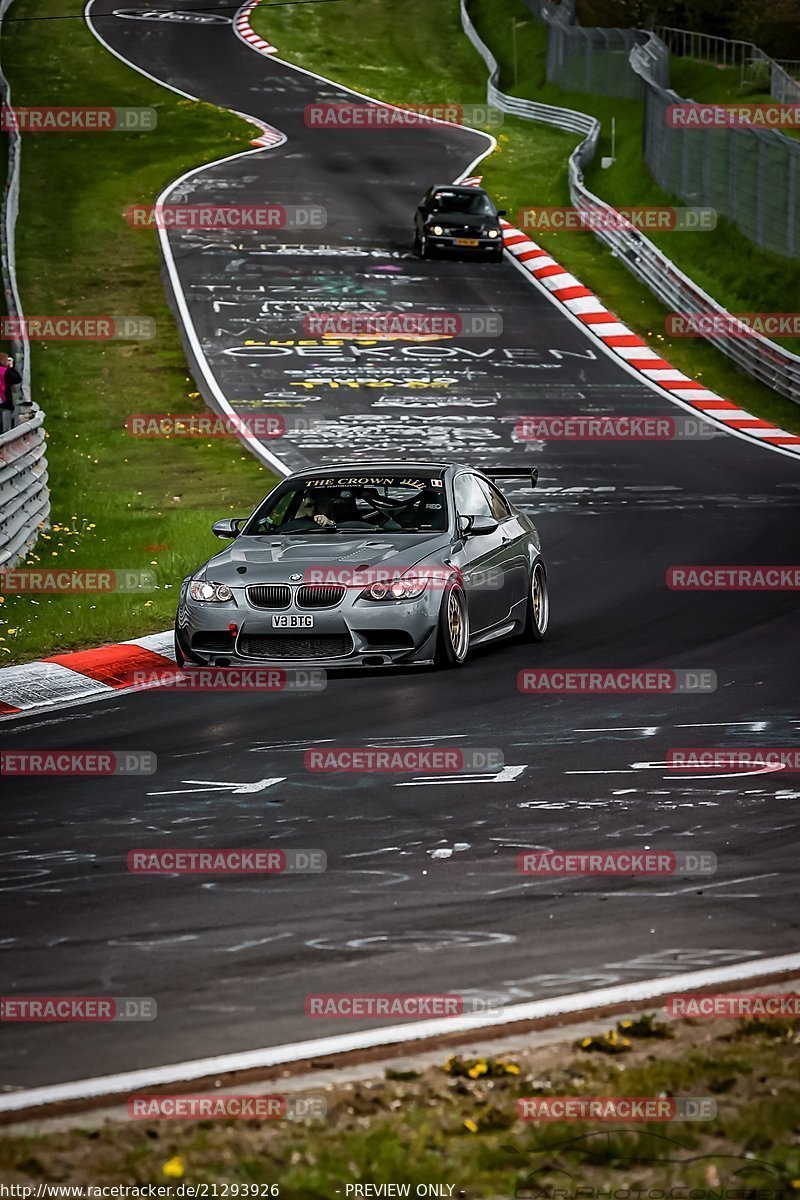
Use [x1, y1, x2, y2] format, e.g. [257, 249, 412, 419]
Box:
[455, 237, 479, 246]
[272, 614, 314, 629]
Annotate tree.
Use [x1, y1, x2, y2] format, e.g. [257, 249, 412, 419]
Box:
[577, 0, 800, 58]
[733, 0, 800, 60]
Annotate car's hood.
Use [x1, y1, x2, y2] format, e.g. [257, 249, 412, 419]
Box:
[198, 532, 453, 583]
[428, 212, 498, 231]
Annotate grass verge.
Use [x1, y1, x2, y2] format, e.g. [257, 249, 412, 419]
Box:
[251, 0, 800, 434]
[0, 1014, 798, 1189]
[0, 0, 277, 665]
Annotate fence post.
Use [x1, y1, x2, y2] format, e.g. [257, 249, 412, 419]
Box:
[728, 129, 738, 223]
[788, 149, 797, 259]
[681, 123, 689, 196]
[756, 136, 766, 249]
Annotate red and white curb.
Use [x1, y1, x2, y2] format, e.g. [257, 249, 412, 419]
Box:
[233, 0, 277, 59]
[248, 122, 285, 150]
[0, 631, 176, 718]
[231, 0, 284, 146]
[501, 220, 800, 455]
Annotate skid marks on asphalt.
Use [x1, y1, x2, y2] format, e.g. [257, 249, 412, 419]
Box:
[476, 947, 767, 1008]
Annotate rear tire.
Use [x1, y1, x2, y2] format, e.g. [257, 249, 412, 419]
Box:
[434, 583, 470, 668]
[524, 561, 549, 641]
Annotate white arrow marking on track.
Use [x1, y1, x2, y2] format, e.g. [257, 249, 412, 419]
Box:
[630, 759, 786, 780]
[396, 765, 527, 786]
[147, 778, 285, 796]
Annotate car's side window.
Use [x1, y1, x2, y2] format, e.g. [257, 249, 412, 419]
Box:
[454, 473, 494, 519]
[477, 478, 511, 521]
[254, 490, 295, 532]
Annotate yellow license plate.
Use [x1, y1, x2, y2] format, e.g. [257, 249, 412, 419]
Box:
[455, 237, 479, 246]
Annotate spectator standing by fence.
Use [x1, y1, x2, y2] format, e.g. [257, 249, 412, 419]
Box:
[0, 351, 20, 432]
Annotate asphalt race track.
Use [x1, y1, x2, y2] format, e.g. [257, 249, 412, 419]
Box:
[1, 0, 799, 1090]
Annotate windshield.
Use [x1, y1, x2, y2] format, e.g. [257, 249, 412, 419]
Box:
[244, 475, 449, 535]
[430, 191, 495, 216]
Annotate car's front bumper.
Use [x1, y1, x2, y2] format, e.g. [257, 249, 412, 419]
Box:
[426, 234, 502, 254]
[176, 591, 440, 669]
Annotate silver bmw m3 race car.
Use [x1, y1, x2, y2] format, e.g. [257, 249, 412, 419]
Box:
[174, 461, 549, 670]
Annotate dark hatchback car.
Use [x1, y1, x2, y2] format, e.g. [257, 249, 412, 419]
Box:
[413, 185, 506, 261]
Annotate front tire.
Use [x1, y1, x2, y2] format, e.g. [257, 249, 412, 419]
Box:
[435, 583, 470, 668]
[524, 561, 549, 641]
[173, 625, 186, 667]
[174, 622, 196, 668]
[414, 228, 429, 259]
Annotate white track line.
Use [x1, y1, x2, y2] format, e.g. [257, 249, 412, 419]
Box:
[2, 951, 799, 1114]
[84, 0, 291, 476]
[6, 13, 796, 1116]
[83, 0, 496, 479]
[88, 0, 800, 467]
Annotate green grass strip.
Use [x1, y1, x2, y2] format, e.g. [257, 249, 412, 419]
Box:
[0, 0, 277, 665]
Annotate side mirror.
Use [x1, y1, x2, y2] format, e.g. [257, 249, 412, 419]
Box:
[459, 514, 498, 537]
[497, 209, 507, 217]
[212, 518, 243, 539]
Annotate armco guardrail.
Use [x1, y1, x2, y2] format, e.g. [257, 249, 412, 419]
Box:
[0, 0, 50, 567]
[461, 0, 800, 406]
[0, 412, 49, 568]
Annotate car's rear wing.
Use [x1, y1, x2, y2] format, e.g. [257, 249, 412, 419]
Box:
[480, 467, 539, 489]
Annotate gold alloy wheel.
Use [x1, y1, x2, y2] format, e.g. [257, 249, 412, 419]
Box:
[447, 589, 469, 659]
[531, 563, 549, 635]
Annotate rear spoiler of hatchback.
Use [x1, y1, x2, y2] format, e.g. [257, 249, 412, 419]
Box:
[480, 467, 539, 489]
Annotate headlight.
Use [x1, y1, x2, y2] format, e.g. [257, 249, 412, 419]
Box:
[488, 229, 499, 238]
[189, 579, 233, 603]
[432, 225, 444, 236]
[361, 573, 428, 601]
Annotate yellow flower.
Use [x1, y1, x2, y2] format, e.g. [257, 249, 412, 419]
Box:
[580, 1037, 592, 1047]
[162, 1156, 185, 1179]
[620, 1020, 633, 1028]
[504, 1063, 521, 1074]
[463, 1119, 478, 1133]
[467, 1060, 488, 1078]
